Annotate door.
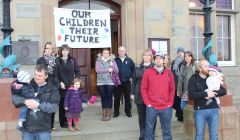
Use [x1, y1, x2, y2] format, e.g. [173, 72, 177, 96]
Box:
[71, 49, 91, 93]
[59, 0, 121, 94]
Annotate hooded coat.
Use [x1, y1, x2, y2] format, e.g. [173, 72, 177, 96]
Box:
[95, 53, 119, 86]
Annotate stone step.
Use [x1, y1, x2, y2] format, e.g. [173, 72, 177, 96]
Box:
[52, 101, 190, 140]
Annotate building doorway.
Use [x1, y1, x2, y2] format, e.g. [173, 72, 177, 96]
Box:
[59, 0, 121, 94]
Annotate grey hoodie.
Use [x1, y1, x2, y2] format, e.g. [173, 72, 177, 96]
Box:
[95, 54, 119, 86]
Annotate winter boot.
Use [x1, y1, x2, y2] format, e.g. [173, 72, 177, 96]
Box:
[67, 121, 75, 132]
[101, 109, 107, 121]
[74, 121, 81, 131]
[105, 108, 112, 121]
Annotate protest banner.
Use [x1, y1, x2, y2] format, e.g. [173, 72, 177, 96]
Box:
[54, 8, 111, 48]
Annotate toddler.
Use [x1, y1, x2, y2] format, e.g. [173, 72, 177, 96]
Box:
[205, 66, 223, 106]
[64, 78, 94, 131]
[14, 71, 39, 129]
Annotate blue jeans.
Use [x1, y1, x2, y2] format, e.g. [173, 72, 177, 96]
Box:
[98, 85, 114, 108]
[180, 101, 188, 110]
[136, 103, 157, 140]
[194, 108, 219, 140]
[19, 106, 28, 121]
[145, 107, 172, 140]
[22, 131, 51, 140]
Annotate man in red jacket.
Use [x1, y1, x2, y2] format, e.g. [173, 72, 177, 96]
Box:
[141, 52, 175, 140]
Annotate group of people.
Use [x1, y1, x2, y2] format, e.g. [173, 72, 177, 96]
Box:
[10, 42, 227, 140]
[130, 47, 226, 140]
[11, 42, 96, 140]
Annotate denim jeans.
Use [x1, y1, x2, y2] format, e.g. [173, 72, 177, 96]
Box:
[145, 107, 172, 140]
[22, 131, 51, 140]
[98, 85, 114, 108]
[137, 103, 156, 140]
[180, 101, 188, 110]
[19, 106, 28, 121]
[194, 108, 219, 140]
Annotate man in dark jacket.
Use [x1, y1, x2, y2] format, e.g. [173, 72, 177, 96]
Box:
[188, 60, 226, 140]
[11, 64, 60, 140]
[113, 46, 135, 118]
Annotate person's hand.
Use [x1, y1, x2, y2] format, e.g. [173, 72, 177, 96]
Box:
[25, 99, 39, 110]
[130, 95, 135, 101]
[109, 61, 113, 66]
[207, 91, 215, 98]
[213, 92, 218, 96]
[147, 104, 152, 107]
[12, 82, 23, 89]
[176, 92, 180, 97]
[64, 107, 68, 110]
[87, 101, 92, 106]
[109, 68, 113, 72]
[60, 82, 66, 89]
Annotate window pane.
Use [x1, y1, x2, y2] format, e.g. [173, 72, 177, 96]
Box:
[217, 39, 223, 61]
[197, 15, 204, 36]
[222, 16, 231, 37]
[216, 16, 222, 37]
[189, 13, 204, 61]
[190, 38, 197, 57]
[198, 38, 205, 60]
[223, 39, 231, 61]
[216, 15, 232, 62]
[189, 0, 204, 8]
[189, 15, 196, 36]
[216, 0, 232, 9]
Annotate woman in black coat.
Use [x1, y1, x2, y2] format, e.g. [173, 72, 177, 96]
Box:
[58, 44, 80, 128]
[131, 49, 156, 140]
[36, 42, 60, 131]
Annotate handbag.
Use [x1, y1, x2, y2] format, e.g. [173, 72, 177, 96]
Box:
[111, 72, 121, 86]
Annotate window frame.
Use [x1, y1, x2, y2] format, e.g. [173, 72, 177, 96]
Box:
[216, 13, 236, 66]
[188, 0, 236, 66]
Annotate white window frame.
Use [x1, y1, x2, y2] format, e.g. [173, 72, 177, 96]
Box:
[216, 14, 236, 66]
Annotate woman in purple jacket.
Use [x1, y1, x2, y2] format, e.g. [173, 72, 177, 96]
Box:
[64, 78, 89, 132]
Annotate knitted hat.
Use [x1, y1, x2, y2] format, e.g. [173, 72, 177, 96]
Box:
[177, 47, 185, 53]
[154, 52, 165, 59]
[149, 48, 156, 56]
[17, 71, 31, 83]
[208, 66, 219, 73]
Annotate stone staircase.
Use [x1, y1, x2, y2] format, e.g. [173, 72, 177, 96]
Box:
[52, 101, 191, 140]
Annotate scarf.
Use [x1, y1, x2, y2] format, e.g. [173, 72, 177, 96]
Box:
[44, 54, 56, 74]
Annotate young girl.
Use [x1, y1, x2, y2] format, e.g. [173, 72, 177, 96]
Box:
[64, 78, 91, 132]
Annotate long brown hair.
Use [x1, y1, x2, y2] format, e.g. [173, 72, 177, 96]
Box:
[141, 49, 153, 64]
[58, 44, 70, 57]
[164, 54, 171, 69]
[183, 51, 195, 66]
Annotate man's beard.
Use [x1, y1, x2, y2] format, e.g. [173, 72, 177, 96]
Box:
[201, 70, 209, 76]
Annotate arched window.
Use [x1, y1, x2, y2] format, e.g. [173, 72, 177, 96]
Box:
[59, 0, 120, 14]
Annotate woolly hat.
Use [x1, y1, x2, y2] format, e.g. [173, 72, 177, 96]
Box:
[17, 71, 31, 83]
[154, 52, 165, 59]
[149, 48, 156, 56]
[208, 66, 219, 73]
[177, 47, 185, 53]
